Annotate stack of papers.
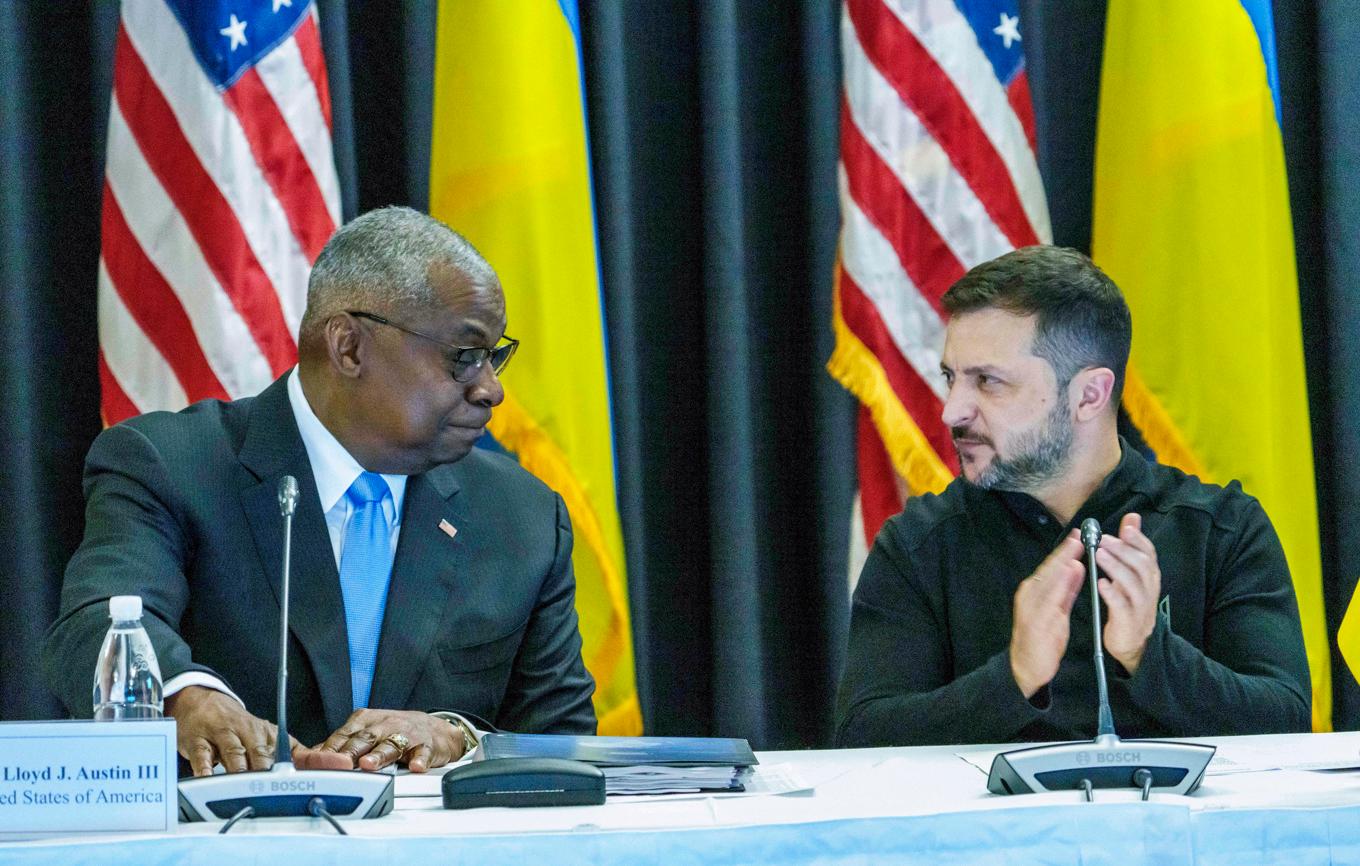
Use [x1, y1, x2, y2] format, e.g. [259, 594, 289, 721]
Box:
[603, 764, 751, 795]
[478, 733, 759, 796]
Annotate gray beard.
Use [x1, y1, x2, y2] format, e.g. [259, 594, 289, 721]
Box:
[966, 398, 1074, 493]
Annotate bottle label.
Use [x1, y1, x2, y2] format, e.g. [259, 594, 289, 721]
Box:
[0, 719, 177, 838]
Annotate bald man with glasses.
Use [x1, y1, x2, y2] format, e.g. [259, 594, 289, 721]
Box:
[45, 207, 596, 777]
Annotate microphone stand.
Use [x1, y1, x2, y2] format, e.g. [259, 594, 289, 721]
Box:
[1087, 521, 1115, 741]
[986, 518, 1215, 798]
[177, 476, 395, 825]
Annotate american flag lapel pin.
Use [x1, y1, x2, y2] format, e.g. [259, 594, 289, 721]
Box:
[438, 519, 458, 540]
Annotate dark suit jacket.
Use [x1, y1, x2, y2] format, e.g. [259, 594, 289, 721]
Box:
[44, 376, 596, 745]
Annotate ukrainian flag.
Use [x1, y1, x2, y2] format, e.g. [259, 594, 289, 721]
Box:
[1092, 1, 1330, 729]
[428, 0, 641, 735]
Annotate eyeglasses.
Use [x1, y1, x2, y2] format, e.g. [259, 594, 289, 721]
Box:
[346, 310, 519, 383]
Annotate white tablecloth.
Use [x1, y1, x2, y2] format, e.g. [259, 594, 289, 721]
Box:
[6, 732, 1360, 864]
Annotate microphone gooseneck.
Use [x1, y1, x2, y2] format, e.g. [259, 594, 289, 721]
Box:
[1080, 518, 1116, 738]
[275, 475, 297, 767]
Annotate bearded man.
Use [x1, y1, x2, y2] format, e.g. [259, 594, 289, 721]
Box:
[834, 245, 1310, 746]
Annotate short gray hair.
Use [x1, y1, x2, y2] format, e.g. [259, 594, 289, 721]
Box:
[300, 206, 495, 342]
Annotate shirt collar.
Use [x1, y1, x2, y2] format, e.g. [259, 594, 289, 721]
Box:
[1078, 436, 1156, 515]
[286, 368, 407, 521]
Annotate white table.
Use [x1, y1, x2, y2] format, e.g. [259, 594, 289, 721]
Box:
[5, 732, 1360, 864]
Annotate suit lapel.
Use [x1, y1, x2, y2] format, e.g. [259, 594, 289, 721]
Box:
[238, 376, 354, 732]
[368, 462, 465, 710]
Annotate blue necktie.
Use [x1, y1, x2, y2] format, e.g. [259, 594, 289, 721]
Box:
[338, 472, 394, 710]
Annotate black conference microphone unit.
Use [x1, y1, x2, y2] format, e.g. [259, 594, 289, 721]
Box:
[178, 475, 395, 825]
[987, 517, 1214, 798]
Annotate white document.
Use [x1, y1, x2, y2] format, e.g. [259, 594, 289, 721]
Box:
[1214, 732, 1360, 773]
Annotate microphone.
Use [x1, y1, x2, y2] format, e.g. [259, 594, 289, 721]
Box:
[1080, 518, 1115, 738]
[177, 476, 395, 824]
[986, 517, 1215, 798]
[278, 474, 299, 517]
[274, 475, 298, 767]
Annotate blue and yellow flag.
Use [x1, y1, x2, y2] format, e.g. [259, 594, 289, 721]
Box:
[428, 0, 640, 735]
[1092, 1, 1329, 729]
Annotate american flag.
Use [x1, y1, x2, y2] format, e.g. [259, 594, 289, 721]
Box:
[98, 0, 340, 423]
[830, 0, 1052, 554]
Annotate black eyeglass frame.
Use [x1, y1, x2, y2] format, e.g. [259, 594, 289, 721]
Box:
[345, 310, 519, 383]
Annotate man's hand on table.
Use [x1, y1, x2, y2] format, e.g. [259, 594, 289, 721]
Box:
[167, 685, 351, 776]
[316, 708, 469, 773]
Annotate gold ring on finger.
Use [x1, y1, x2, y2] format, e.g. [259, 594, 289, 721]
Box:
[384, 733, 411, 753]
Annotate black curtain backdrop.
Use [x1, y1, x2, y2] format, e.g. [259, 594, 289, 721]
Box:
[1, 0, 1356, 744]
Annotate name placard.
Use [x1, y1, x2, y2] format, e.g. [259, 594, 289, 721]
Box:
[0, 719, 177, 838]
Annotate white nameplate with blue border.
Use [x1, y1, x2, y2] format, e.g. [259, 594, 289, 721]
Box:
[0, 719, 177, 838]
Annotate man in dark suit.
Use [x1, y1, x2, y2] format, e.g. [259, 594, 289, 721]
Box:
[44, 206, 596, 776]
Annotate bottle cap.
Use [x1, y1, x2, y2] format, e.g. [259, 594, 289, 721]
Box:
[109, 595, 142, 621]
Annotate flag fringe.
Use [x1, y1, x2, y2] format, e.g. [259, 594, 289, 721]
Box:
[828, 264, 953, 497]
[488, 392, 642, 736]
[1121, 364, 1210, 480]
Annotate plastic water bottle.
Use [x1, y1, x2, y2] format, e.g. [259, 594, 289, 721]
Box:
[92, 595, 164, 720]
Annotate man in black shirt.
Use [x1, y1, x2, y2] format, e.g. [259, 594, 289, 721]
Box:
[835, 246, 1310, 746]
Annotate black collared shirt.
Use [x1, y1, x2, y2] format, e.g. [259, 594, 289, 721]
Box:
[835, 439, 1311, 746]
